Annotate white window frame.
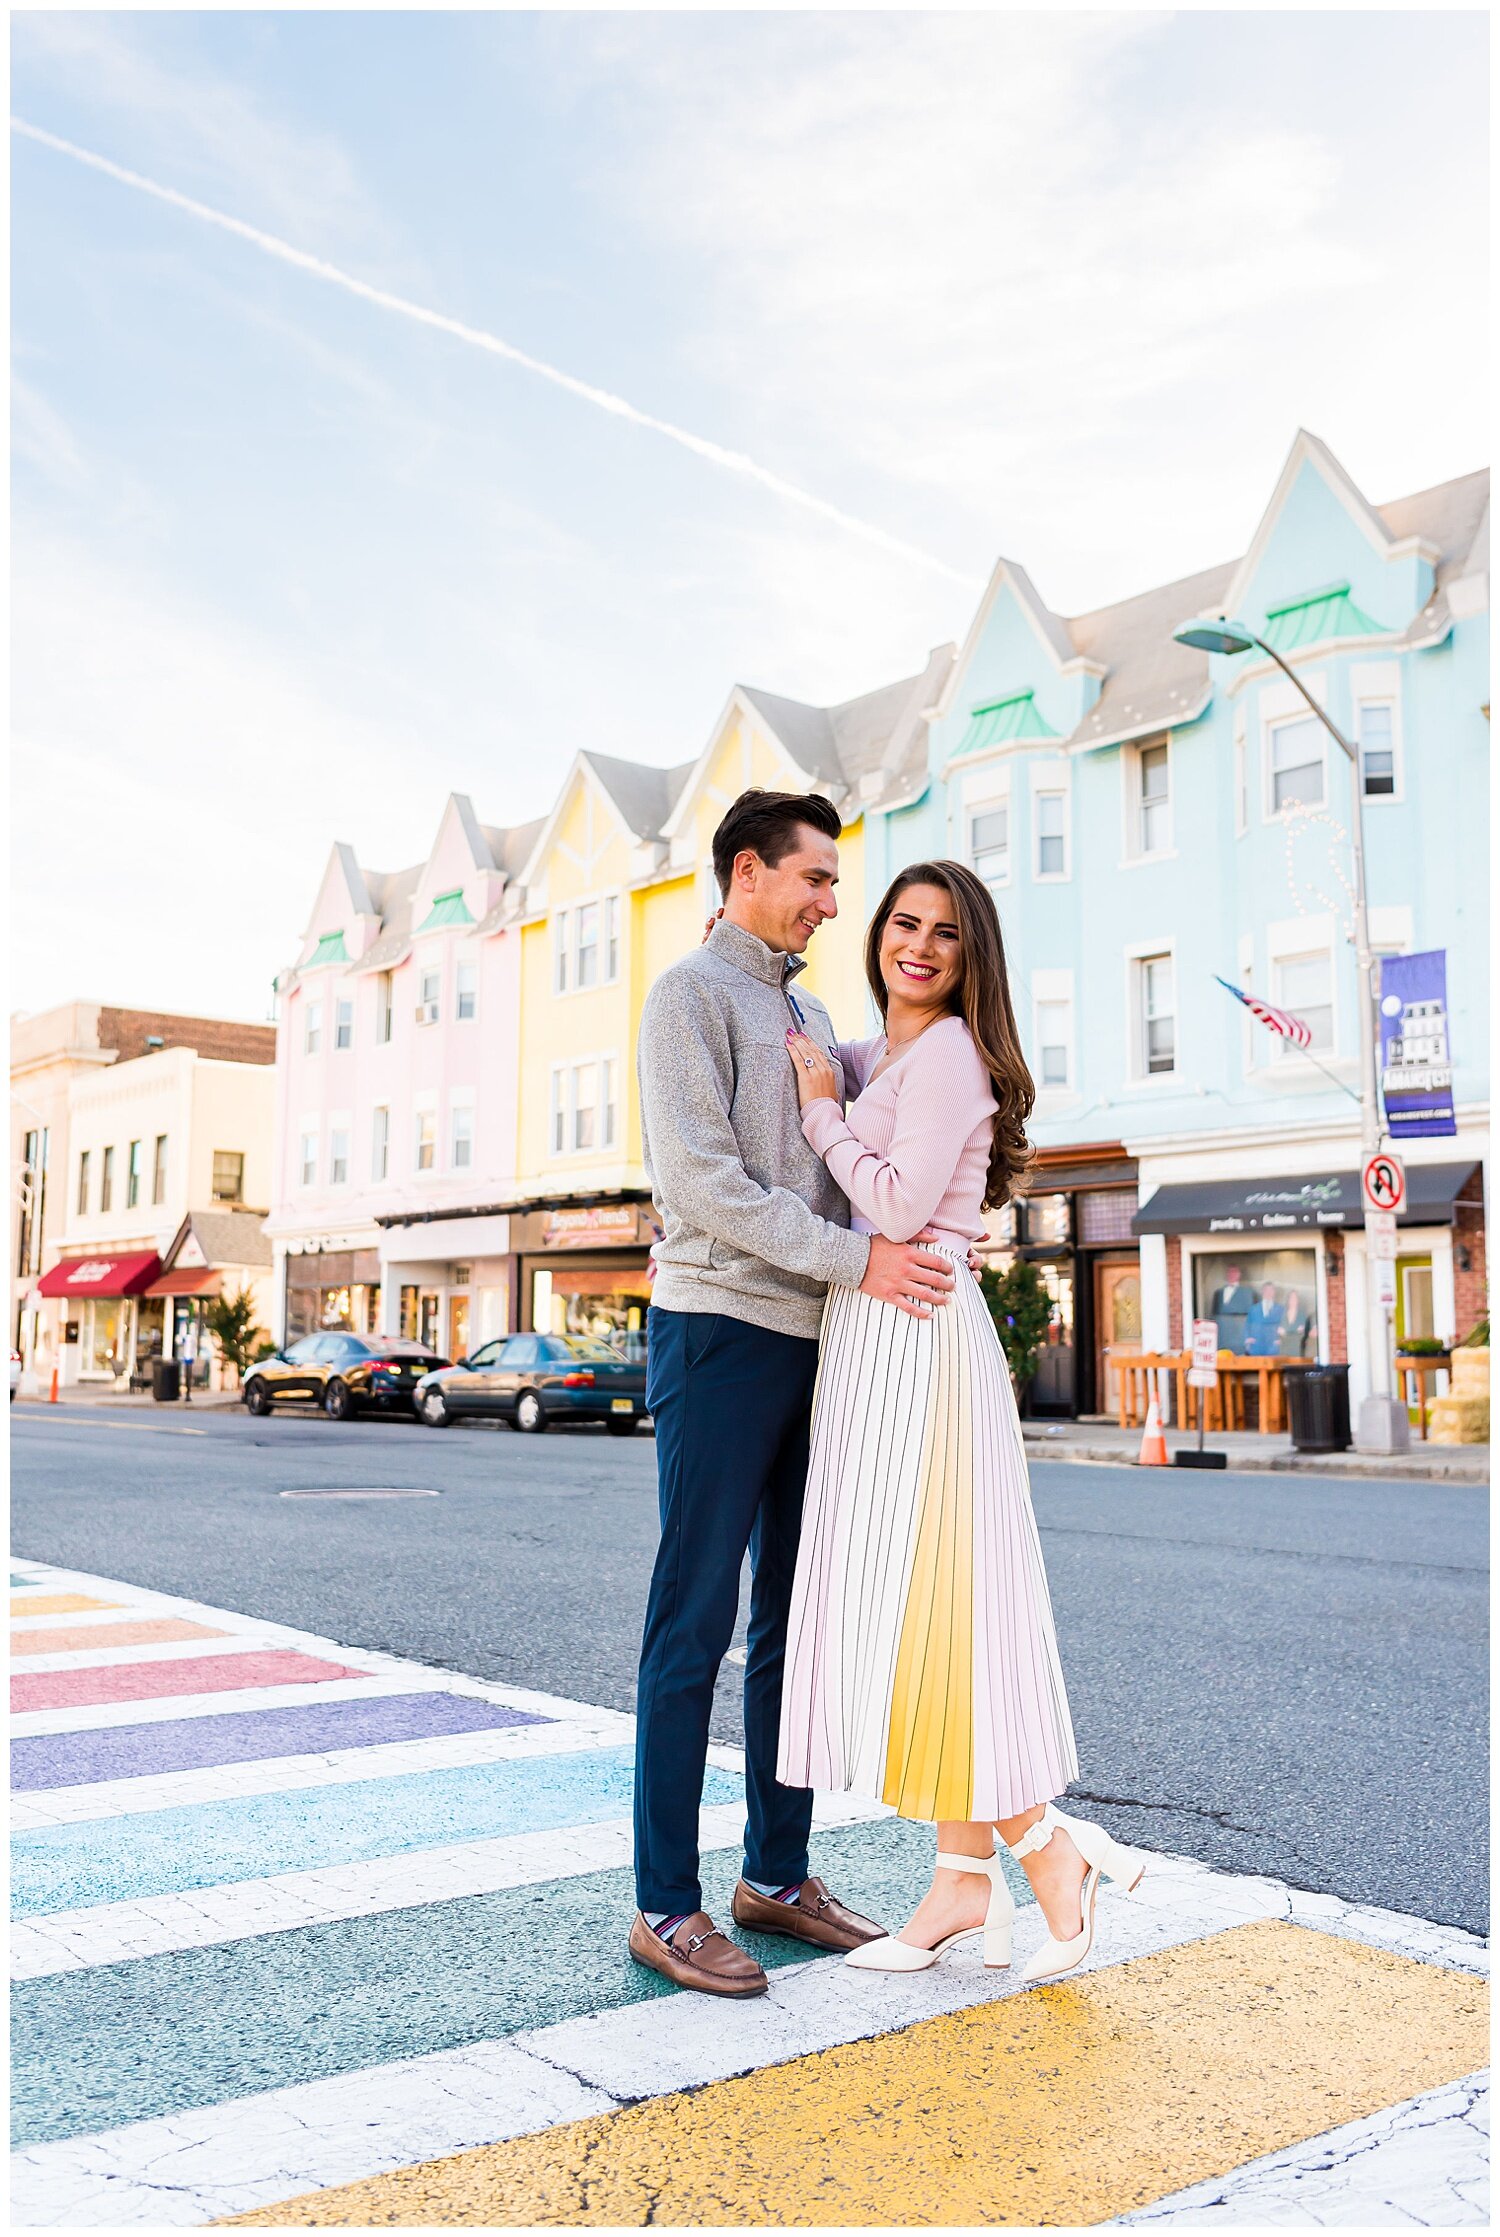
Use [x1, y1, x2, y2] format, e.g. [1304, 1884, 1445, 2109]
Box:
[604, 893, 622, 983]
[371, 1104, 390, 1184]
[1125, 943, 1177, 1083]
[298, 1121, 318, 1190]
[450, 1094, 475, 1171]
[553, 910, 571, 996]
[334, 997, 353, 1051]
[1031, 969, 1075, 1093]
[455, 959, 478, 1021]
[555, 891, 624, 995]
[1271, 949, 1335, 1061]
[1260, 672, 1329, 822]
[546, 1052, 620, 1158]
[601, 1055, 619, 1150]
[549, 1065, 567, 1155]
[304, 1000, 322, 1056]
[574, 902, 601, 992]
[413, 1100, 438, 1174]
[416, 966, 441, 1027]
[1350, 661, 1404, 804]
[1260, 913, 1344, 1075]
[967, 797, 1011, 888]
[1122, 737, 1173, 863]
[328, 1117, 351, 1187]
[376, 972, 394, 1045]
[1030, 765, 1072, 882]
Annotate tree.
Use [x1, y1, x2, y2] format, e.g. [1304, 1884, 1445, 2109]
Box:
[204, 1288, 265, 1384]
[980, 1259, 1054, 1395]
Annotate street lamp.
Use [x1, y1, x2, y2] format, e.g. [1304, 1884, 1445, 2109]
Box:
[1173, 615, 1408, 1453]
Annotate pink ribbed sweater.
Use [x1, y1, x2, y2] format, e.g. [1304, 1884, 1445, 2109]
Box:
[800, 1012, 998, 1247]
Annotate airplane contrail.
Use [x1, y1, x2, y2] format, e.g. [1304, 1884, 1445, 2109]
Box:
[13, 117, 981, 590]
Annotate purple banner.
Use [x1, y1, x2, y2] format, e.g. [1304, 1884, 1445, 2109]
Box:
[1379, 949, 1456, 1139]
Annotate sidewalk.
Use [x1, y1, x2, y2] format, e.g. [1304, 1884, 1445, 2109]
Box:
[1023, 1418, 1489, 1484]
[9, 1560, 1488, 2228]
[14, 1387, 244, 1413]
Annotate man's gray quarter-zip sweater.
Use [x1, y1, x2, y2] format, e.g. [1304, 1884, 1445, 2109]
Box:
[638, 918, 872, 1339]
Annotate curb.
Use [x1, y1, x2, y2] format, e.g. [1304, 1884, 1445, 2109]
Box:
[1022, 1437, 1487, 1484]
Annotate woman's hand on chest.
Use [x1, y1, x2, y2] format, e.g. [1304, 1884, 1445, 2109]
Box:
[786, 1029, 841, 1110]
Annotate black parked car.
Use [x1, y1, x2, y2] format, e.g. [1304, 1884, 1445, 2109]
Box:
[243, 1333, 449, 1420]
[414, 1333, 649, 1434]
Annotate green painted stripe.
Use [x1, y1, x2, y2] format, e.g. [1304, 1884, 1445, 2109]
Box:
[12, 1820, 1023, 2147]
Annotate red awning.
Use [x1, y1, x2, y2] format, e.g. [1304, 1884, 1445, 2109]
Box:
[141, 1267, 221, 1299]
[38, 1251, 162, 1299]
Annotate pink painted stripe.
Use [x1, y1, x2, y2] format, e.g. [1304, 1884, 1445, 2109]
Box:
[11, 1650, 373, 1713]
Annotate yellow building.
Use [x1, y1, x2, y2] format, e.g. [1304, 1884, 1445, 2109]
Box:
[510, 652, 952, 1349]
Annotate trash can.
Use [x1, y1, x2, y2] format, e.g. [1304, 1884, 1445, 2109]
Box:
[151, 1358, 181, 1404]
[1284, 1363, 1351, 1453]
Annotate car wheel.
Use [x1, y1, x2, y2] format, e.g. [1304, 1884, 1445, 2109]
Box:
[419, 1387, 450, 1428]
[324, 1378, 353, 1421]
[244, 1378, 271, 1417]
[606, 1415, 637, 1437]
[515, 1390, 547, 1434]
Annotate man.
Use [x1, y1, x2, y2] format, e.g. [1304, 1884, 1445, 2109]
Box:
[631, 787, 957, 1997]
[1210, 1263, 1255, 1352]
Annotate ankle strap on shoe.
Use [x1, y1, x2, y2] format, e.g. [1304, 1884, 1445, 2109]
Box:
[1005, 1804, 1060, 1861]
[934, 1849, 1002, 1876]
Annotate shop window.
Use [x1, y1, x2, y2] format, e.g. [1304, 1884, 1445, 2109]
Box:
[400, 1285, 419, 1341]
[305, 1001, 322, 1055]
[212, 1150, 243, 1204]
[329, 1129, 350, 1186]
[100, 1145, 115, 1212]
[1194, 1248, 1319, 1360]
[1269, 714, 1325, 814]
[126, 1140, 142, 1210]
[414, 1106, 437, 1172]
[371, 1106, 389, 1183]
[77, 1149, 91, 1216]
[456, 962, 478, 1021]
[1273, 951, 1333, 1055]
[1138, 741, 1171, 854]
[335, 999, 353, 1051]
[376, 972, 394, 1045]
[1035, 791, 1069, 879]
[451, 1103, 474, 1169]
[969, 803, 1009, 887]
[1359, 702, 1397, 797]
[1134, 953, 1176, 1076]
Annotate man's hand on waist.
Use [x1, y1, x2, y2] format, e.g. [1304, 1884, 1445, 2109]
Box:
[860, 1234, 957, 1319]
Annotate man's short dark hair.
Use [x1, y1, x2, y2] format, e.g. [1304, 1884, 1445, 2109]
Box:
[710, 789, 842, 896]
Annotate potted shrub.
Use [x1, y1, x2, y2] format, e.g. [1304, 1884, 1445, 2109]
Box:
[980, 1259, 1053, 1410]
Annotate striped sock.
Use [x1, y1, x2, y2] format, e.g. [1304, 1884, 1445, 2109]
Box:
[644, 1911, 689, 1942]
[745, 1879, 803, 1902]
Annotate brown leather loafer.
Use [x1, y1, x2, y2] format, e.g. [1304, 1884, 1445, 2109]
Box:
[628, 1911, 769, 1998]
[731, 1875, 886, 1952]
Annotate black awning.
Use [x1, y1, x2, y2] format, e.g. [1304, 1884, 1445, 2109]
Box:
[1133, 1160, 1480, 1237]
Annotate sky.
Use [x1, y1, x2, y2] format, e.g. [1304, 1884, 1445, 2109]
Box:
[11, 9, 1489, 1023]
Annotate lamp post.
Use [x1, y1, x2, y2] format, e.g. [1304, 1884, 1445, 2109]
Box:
[1173, 616, 1408, 1454]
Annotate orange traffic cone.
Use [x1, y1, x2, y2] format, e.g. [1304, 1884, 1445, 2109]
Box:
[1138, 1395, 1168, 1466]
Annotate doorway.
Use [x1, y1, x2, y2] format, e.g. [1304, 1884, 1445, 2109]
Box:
[1095, 1255, 1142, 1419]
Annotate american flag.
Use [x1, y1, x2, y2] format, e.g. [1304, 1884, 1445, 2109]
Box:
[1215, 975, 1313, 1049]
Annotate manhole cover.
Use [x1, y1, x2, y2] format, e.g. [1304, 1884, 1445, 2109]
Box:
[279, 1489, 440, 1501]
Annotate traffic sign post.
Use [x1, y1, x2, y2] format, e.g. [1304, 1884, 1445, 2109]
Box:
[1175, 1319, 1228, 1471]
[1359, 1152, 1407, 1454]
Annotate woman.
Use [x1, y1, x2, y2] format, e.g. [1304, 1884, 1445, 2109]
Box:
[777, 862, 1145, 1982]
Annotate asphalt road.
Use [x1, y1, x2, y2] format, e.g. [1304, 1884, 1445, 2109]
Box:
[11, 1399, 1488, 1933]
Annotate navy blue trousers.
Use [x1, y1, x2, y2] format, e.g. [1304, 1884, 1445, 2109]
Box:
[633, 1307, 819, 1915]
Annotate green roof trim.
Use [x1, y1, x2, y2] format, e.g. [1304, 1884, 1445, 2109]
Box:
[309, 931, 349, 966]
[1261, 584, 1387, 652]
[958, 690, 1060, 754]
[418, 888, 475, 932]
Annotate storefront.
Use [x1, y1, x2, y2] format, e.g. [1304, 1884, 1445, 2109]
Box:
[1133, 1159, 1485, 1401]
[980, 1146, 1139, 1419]
[283, 1248, 384, 1341]
[37, 1250, 162, 1384]
[515, 1199, 659, 1362]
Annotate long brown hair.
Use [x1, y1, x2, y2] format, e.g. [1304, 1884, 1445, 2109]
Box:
[864, 860, 1034, 1208]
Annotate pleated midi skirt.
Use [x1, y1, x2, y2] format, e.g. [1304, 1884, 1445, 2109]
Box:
[777, 1246, 1079, 1824]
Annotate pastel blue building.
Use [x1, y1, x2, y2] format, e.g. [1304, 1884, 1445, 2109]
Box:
[865, 433, 1489, 1419]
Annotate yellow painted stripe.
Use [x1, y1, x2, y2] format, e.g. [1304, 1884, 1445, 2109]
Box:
[9, 1593, 122, 1616]
[222, 1920, 1487, 2227]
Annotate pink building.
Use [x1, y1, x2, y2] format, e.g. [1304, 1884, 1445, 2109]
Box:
[266, 796, 540, 1358]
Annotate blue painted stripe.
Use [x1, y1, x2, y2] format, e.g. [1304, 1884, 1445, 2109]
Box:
[12, 1747, 742, 1916]
[12, 1691, 545, 1791]
[10, 1818, 964, 2147]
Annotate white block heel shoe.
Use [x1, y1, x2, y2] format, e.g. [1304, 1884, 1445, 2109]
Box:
[845, 1850, 1015, 1972]
[1006, 1803, 1148, 1985]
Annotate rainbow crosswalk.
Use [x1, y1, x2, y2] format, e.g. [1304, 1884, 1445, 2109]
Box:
[10, 1558, 1490, 2227]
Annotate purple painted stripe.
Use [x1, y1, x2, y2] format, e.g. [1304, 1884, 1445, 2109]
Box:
[11, 1691, 548, 1791]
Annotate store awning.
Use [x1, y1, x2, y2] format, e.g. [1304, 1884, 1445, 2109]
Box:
[1134, 1161, 1480, 1237]
[142, 1267, 221, 1298]
[38, 1251, 162, 1298]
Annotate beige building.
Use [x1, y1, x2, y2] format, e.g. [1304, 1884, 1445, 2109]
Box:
[11, 1003, 276, 1391]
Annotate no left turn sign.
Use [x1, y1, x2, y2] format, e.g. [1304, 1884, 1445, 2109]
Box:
[1362, 1152, 1406, 1215]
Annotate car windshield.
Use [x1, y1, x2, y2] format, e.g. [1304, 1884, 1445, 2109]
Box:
[543, 1338, 626, 1362]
